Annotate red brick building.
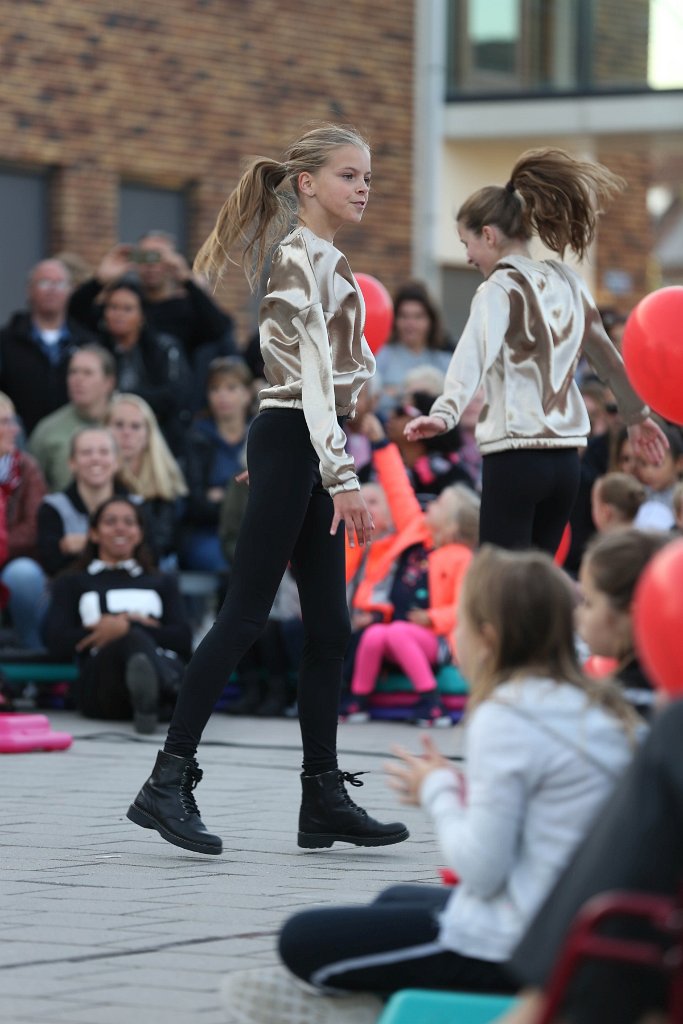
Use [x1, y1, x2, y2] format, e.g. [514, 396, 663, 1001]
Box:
[0, 0, 415, 338]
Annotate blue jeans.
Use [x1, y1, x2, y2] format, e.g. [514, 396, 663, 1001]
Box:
[1, 557, 49, 649]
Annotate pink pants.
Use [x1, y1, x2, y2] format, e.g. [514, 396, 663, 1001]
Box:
[351, 621, 439, 695]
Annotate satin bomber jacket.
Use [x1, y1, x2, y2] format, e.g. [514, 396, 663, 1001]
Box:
[430, 255, 648, 454]
[257, 226, 376, 494]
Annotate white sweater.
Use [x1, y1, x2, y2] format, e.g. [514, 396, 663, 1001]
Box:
[420, 677, 635, 962]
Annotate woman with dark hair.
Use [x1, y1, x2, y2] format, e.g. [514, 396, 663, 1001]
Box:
[95, 277, 191, 453]
[375, 282, 453, 417]
[43, 497, 192, 733]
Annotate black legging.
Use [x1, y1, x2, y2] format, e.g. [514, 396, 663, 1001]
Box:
[479, 448, 581, 554]
[279, 884, 515, 996]
[165, 409, 350, 774]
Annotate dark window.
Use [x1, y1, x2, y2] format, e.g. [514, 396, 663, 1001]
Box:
[119, 183, 188, 254]
[0, 168, 48, 324]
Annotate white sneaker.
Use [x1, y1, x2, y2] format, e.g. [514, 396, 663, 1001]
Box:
[219, 965, 383, 1024]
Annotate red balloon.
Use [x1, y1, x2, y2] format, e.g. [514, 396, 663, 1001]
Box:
[633, 538, 683, 695]
[355, 272, 393, 355]
[553, 522, 571, 567]
[622, 286, 683, 425]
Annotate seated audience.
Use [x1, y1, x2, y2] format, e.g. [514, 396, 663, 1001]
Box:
[0, 391, 48, 648]
[28, 344, 116, 491]
[590, 472, 646, 533]
[673, 480, 683, 534]
[497, 696, 683, 1024]
[386, 392, 475, 501]
[341, 413, 479, 726]
[37, 427, 127, 577]
[92, 277, 191, 452]
[633, 420, 683, 531]
[44, 497, 191, 733]
[219, 547, 638, 1023]
[106, 393, 188, 568]
[375, 281, 453, 418]
[0, 258, 94, 435]
[179, 357, 252, 572]
[68, 232, 236, 407]
[576, 528, 670, 720]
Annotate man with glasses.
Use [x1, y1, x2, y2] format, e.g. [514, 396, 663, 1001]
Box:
[0, 259, 95, 435]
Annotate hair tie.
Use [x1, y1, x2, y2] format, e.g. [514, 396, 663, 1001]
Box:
[505, 180, 516, 194]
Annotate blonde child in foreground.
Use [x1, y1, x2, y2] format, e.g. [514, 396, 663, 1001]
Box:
[218, 546, 638, 1024]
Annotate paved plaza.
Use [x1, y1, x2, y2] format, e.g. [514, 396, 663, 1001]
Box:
[1, 709, 464, 1024]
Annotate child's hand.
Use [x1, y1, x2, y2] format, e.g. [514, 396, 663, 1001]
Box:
[404, 415, 447, 441]
[384, 735, 451, 805]
[406, 608, 431, 627]
[628, 418, 669, 465]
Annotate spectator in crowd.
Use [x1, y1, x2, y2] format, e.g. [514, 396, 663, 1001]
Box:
[344, 378, 382, 483]
[89, 277, 191, 453]
[341, 412, 479, 726]
[28, 345, 116, 492]
[0, 258, 95, 435]
[590, 472, 646, 533]
[106, 393, 187, 567]
[577, 528, 670, 720]
[633, 420, 683, 531]
[386, 392, 476, 502]
[179, 357, 253, 572]
[68, 232, 236, 395]
[497, 697, 683, 1024]
[37, 427, 127, 578]
[44, 497, 192, 734]
[375, 282, 453, 417]
[673, 480, 683, 534]
[0, 391, 48, 648]
[220, 547, 638, 1023]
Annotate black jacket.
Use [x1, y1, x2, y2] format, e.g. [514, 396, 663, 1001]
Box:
[0, 312, 95, 433]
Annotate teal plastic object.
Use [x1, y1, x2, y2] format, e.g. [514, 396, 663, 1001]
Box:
[377, 989, 518, 1024]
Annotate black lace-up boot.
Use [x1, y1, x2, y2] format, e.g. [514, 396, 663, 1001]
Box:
[127, 751, 223, 855]
[298, 770, 409, 849]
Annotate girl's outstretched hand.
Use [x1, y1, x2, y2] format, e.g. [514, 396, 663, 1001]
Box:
[628, 417, 669, 466]
[384, 735, 452, 806]
[404, 414, 448, 442]
[331, 490, 375, 548]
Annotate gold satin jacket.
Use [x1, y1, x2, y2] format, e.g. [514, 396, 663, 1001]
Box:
[431, 255, 648, 454]
[258, 226, 375, 494]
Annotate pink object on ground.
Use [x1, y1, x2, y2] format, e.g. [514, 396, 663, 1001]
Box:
[0, 713, 72, 753]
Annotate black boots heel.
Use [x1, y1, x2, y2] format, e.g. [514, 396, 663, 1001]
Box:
[298, 769, 409, 849]
[127, 750, 223, 855]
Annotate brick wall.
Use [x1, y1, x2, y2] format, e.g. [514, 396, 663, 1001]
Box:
[596, 147, 653, 314]
[0, 0, 414, 340]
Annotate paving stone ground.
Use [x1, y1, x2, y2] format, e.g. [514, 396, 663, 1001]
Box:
[1, 709, 464, 1024]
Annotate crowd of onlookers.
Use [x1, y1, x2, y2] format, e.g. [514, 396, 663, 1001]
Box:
[0, 245, 681, 738]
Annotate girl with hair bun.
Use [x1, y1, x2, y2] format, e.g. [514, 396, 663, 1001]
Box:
[127, 123, 408, 857]
[405, 148, 668, 554]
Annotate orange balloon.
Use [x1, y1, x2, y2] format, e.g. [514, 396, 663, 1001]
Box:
[633, 538, 683, 694]
[622, 286, 683, 425]
[355, 273, 393, 355]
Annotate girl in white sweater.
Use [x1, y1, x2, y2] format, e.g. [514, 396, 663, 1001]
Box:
[220, 546, 639, 1024]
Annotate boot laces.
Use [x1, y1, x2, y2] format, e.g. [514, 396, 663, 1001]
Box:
[338, 771, 368, 817]
[179, 761, 203, 817]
